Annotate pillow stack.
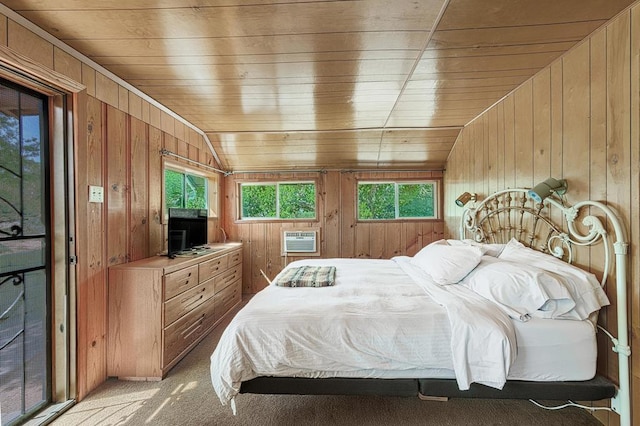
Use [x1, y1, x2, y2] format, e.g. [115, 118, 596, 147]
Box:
[410, 238, 610, 322]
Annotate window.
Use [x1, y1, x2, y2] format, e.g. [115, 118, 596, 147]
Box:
[240, 182, 316, 220]
[358, 181, 438, 220]
[163, 162, 218, 219]
[165, 168, 207, 209]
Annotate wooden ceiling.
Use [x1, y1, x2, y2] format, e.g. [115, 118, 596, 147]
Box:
[3, 0, 634, 171]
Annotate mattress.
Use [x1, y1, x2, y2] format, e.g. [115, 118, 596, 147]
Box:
[388, 316, 597, 382]
[508, 316, 597, 381]
[226, 317, 597, 383]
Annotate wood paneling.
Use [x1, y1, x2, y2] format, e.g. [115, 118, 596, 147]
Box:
[209, 128, 459, 171]
[0, 15, 6, 46]
[76, 94, 106, 397]
[513, 80, 534, 189]
[11, 2, 440, 38]
[176, 138, 188, 159]
[141, 98, 150, 123]
[128, 92, 142, 121]
[435, 0, 630, 30]
[225, 171, 444, 293]
[444, 6, 640, 424]
[53, 47, 81, 83]
[7, 19, 53, 68]
[117, 85, 128, 113]
[81, 63, 95, 96]
[106, 105, 129, 266]
[129, 117, 149, 261]
[74, 99, 220, 399]
[631, 5, 640, 420]
[148, 126, 164, 256]
[160, 111, 174, 135]
[322, 171, 341, 258]
[3, 0, 634, 171]
[95, 72, 118, 108]
[532, 69, 551, 187]
[149, 104, 161, 129]
[562, 41, 592, 269]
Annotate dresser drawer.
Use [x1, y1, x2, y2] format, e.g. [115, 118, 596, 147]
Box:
[214, 279, 241, 322]
[228, 249, 242, 267]
[214, 265, 241, 292]
[199, 255, 228, 283]
[164, 265, 199, 300]
[163, 300, 216, 366]
[164, 279, 216, 326]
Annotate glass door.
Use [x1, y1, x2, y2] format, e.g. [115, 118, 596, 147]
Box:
[0, 80, 50, 425]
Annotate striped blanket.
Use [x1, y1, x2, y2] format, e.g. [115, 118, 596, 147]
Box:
[274, 266, 336, 287]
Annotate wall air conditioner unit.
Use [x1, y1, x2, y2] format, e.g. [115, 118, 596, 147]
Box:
[282, 229, 319, 256]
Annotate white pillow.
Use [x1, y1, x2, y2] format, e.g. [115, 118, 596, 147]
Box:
[498, 239, 610, 319]
[461, 257, 576, 321]
[411, 240, 483, 285]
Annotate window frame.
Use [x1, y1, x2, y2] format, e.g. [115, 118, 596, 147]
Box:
[162, 159, 219, 223]
[237, 179, 318, 222]
[356, 179, 440, 222]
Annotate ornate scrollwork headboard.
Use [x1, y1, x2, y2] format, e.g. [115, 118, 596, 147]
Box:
[459, 188, 623, 289]
[459, 187, 631, 426]
[460, 188, 568, 257]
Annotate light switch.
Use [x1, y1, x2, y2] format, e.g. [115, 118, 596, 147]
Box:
[89, 185, 104, 203]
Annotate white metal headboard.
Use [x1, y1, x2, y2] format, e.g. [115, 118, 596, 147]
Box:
[460, 188, 631, 426]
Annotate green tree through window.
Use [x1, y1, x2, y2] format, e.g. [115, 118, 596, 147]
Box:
[279, 183, 315, 219]
[399, 183, 434, 218]
[357, 183, 395, 220]
[358, 181, 437, 220]
[165, 169, 207, 210]
[241, 184, 276, 218]
[240, 182, 316, 219]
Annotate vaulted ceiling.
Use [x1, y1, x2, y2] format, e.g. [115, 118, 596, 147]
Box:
[3, 0, 634, 171]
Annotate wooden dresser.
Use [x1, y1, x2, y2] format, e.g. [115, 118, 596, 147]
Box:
[107, 242, 242, 380]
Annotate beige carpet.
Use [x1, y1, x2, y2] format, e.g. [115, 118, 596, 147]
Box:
[53, 303, 604, 426]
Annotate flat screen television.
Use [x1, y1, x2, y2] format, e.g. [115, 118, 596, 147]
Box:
[168, 208, 208, 257]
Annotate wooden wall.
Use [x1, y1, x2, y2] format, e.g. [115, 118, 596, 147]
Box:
[224, 171, 445, 294]
[76, 99, 221, 397]
[0, 12, 222, 399]
[77, 108, 220, 398]
[444, 4, 640, 424]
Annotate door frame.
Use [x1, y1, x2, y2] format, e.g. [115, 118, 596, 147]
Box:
[0, 44, 84, 419]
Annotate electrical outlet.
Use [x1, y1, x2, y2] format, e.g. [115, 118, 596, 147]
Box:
[89, 185, 104, 203]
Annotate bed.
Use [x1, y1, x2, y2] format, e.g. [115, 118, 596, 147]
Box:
[209, 188, 631, 425]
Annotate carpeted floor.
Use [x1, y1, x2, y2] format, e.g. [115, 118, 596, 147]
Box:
[52, 302, 605, 426]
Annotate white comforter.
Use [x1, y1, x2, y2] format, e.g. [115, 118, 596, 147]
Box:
[210, 258, 516, 406]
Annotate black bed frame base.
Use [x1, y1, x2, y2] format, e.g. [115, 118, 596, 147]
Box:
[239, 374, 616, 402]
